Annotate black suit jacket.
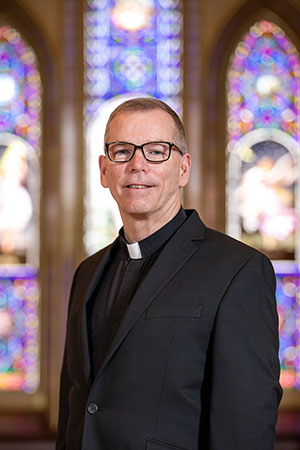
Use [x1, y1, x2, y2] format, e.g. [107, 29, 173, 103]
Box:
[56, 210, 282, 450]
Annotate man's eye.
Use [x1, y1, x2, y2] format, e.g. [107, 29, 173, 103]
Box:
[115, 149, 131, 155]
[148, 149, 165, 155]
[146, 146, 168, 157]
[111, 146, 133, 157]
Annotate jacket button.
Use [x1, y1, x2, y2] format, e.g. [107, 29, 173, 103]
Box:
[87, 403, 98, 415]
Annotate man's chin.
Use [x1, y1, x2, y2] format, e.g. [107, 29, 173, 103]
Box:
[120, 207, 154, 220]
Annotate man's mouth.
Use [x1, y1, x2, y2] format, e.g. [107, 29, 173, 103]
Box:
[126, 184, 152, 189]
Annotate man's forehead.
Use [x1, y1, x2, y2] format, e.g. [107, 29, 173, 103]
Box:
[108, 108, 175, 133]
[111, 108, 171, 121]
[105, 109, 176, 146]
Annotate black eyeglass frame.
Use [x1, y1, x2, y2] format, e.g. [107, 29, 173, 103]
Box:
[104, 141, 183, 163]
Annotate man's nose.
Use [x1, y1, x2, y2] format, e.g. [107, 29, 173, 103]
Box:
[127, 147, 148, 170]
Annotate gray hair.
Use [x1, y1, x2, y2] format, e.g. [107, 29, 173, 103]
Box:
[104, 97, 187, 154]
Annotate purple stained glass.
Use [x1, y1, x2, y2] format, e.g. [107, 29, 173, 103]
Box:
[0, 26, 41, 152]
[227, 21, 300, 390]
[0, 270, 39, 393]
[276, 271, 300, 390]
[112, 46, 155, 92]
[85, 0, 183, 118]
[227, 20, 300, 146]
[84, 0, 183, 254]
[0, 25, 41, 393]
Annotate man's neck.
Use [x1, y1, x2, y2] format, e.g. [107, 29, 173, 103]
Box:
[122, 208, 182, 243]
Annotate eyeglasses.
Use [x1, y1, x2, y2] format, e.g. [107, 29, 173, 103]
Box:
[105, 141, 183, 163]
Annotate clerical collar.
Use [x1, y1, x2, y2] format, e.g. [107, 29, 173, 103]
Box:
[126, 242, 142, 259]
[119, 207, 187, 259]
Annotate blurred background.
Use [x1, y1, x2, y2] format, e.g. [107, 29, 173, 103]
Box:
[0, 0, 299, 448]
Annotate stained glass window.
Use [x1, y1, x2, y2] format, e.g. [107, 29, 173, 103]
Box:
[0, 25, 41, 393]
[84, 0, 183, 254]
[275, 265, 300, 390]
[229, 138, 297, 259]
[226, 20, 300, 390]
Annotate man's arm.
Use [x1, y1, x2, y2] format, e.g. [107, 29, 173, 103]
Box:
[207, 252, 282, 450]
[56, 265, 82, 450]
[56, 345, 72, 450]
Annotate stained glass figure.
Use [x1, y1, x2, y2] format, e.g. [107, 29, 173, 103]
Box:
[226, 20, 300, 390]
[233, 140, 296, 259]
[0, 26, 41, 393]
[84, 0, 183, 253]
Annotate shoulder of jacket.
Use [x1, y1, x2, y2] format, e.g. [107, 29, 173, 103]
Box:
[204, 227, 274, 276]
[75, 241, 116, 274]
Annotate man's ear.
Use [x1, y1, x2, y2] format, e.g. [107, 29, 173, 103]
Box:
[99, 154, 109, 188]
[179, 153, 191, 188]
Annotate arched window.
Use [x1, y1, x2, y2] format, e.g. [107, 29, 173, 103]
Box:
[84, 0, 183, 254]
[226, 20, 300, 390]
[0, 25, 41, 393]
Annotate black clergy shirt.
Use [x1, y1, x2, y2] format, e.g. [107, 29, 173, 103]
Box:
[87, 207, 187, 378]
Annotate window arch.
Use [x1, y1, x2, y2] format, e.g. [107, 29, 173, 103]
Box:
[0, 25, 41, 393]
[226, 20, 300, 390]
[84, 0, 183, 254]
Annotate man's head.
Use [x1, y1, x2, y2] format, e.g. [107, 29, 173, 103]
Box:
[104, 97, 187, 154]
[99, 97, 191, 240]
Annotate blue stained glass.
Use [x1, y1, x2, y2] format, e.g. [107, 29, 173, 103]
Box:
[0, 272, 39, 393]
[0, 27, 41, 151]
[227, 21, 300, 390]
[227, 21, 300, 144]
[112, 46, 155, 91]
[0, 25, 41, 393]
[85, 0, 183, 117]
[275, 270, 300, 390]
[84, 0, 183, 254]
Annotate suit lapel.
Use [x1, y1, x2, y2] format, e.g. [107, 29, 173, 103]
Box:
[78, 241, 118, 385]
[95, 211, 206, 380]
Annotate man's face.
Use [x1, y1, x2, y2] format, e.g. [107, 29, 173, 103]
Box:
[99, 109, 191, 228]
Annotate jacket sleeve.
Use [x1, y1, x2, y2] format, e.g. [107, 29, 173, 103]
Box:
[206, 252, 282, 450]
[56, 265, 81, 450]
[56, 345, 71, 450]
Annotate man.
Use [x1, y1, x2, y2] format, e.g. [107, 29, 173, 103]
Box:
[56, 98, 282, 450]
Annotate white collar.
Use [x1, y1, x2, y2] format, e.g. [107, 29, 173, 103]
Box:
[126, 241, 142, 259]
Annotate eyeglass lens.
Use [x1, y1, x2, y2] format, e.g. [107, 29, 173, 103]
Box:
[107, 142, 171, 162]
